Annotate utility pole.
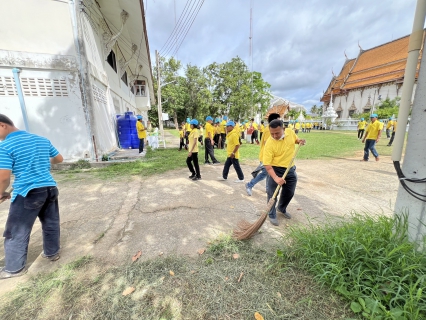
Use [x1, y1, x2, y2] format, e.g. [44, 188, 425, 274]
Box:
[156, 50, 166, 148]
[393, 0, 426, 247]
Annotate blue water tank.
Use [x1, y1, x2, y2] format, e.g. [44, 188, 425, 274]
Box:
[117, 112, 139, 149]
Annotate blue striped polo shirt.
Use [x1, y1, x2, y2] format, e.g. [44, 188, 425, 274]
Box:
[0, 130, 59, 202]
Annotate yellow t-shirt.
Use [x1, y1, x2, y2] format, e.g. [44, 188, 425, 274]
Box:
[215, 125, 221, 134]
[386, 120, 393, 129]
[259, 125, 271, 162]
[240, 124, 245, 132]
[302, 123, 306, 128]
[295, 123, 301, 130]
[393, 121, 398, 132]
[136, 121, 146, 139]
[220, 120, 226, 134]
[260, 124, 265, 133]
[185, 123, 191, 132]
[379, 122, 384, 130]
[226, 128, 241, 159]
[179, 129, 184, 138]
[252, 123, 258, 130]
[205, 122, 214, 138]
[288, 123, 294, 129]
[365, 120, 382, 140]
[358, 121, 367, 130]
[200, 127, 204, 135]
[188, 128, 200, 153]
[263, 128, 298, 168]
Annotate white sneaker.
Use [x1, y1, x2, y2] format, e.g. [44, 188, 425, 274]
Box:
[218, 176, 227, 181]
[234, 179, 245, 183]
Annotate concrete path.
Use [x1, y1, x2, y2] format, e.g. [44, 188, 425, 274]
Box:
[0, 153, 398, 295]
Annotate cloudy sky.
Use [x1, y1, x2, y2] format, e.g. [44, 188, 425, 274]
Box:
[145, 0, 418, 110]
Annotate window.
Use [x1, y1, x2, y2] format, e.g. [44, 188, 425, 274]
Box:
[336, 111, 342, 118]
[106, 50, 117, 72]
[134, 80, 146, 97]
[349, 110, 355, 117]
[121, 71, 128, 86]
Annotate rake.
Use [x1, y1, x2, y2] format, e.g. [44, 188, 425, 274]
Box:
[233, 145, 302, 240]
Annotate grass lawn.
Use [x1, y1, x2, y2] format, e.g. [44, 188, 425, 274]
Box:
[59, 130, 397, 180]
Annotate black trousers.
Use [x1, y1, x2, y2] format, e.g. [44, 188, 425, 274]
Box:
[139, 138, 145, 153]
[220, 133, 226, 149]
[179, 138, 185, 150]
[222, 157, 244, 180]
[267, 166, 297, 219]
[259, 132, 263, 142]
[389, 131, 396, 146]
[358, 129, 365, 139]
[251, 130, 258, 143]
[187, 152, 201, 177]
[204, 138, 218, 163]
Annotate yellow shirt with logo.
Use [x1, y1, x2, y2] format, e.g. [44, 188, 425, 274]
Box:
[136, 121, 147, 139]
[226, 128, 241, 159]
[263, 128, 298, 168]
[205, 122, 215, 139]
[358, 120, 367, 130]
[365, 120, 382, 140]
[259, 125, 271, 162]
[220, 120, 226, 134]
[188, 128, 200, 153]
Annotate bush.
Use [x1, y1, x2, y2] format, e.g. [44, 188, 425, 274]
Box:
[69, 159, 91, 170]
[279, 213, 426, 319]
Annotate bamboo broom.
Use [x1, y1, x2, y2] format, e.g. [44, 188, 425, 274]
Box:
[233, 145, 302, 240]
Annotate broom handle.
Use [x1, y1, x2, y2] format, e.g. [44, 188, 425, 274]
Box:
[271, 144, 302, 200]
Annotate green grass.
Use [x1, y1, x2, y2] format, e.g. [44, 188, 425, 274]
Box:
[280, 213, 426, 319]
[0, 236, 352, 320]
[57, 131, 398, 179]
[165, 128, 180, 138]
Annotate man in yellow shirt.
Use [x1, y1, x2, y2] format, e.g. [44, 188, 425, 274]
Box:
[246, 113, 280, 196]
[187, 119, 201, 181]
[288, 121, 294, 130]
[259, 120, 265, 142]
[387, 119, 398, 147]
[136, 115, 147, 155]
[179, 125, 185, 151]
[357, 118, 367, 140]
[204, 116, 220, 165]
[218, 121, 244, 182]
[386, 117, 394, 139]
[250, 118, 259, 144]
[362, 114, 381, 161]
[263, 119, 306, 225]
[219, 116, 228, 149]
[294, 120, 301, 134]
[301, 122, 306, 133]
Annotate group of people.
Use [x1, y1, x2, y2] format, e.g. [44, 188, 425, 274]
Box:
[288, 120, 323, 134]
[182, 113, 306, 227]
[357, 114, 398, 162]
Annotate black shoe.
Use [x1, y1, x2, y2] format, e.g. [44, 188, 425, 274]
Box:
[189, 174, 196, 179]
[277, 209, 292, 219]
[192, 176, 201, 181]
[204, 161, 212, 165]
[213, 161, 221, 165]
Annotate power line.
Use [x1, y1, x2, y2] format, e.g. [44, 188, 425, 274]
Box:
[160, 0, 200, 57]
[170, 0, 205, 57]
[158, 0, 193, 54]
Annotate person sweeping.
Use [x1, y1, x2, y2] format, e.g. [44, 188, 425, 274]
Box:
[263, 119, 306, 226]
[187, 119, 201, 181]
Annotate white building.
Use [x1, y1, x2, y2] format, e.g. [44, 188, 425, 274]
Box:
[0, 0, 155, 160]
[321, 33, 424, 118]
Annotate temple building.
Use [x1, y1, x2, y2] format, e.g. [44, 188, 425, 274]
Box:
[321, 32, 425, 118]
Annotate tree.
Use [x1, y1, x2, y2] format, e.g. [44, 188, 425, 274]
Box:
[310, 104, 318, 115]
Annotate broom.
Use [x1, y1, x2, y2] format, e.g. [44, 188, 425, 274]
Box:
[233, 145, 302, 240]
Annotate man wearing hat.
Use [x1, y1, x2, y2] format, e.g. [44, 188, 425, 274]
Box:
[220, 116, 228, 149]
[219, 121, 244, 182]
[204, 116, 220, 165]
[387, 119, 398, 147]
[362, 114, 381, 161]
[184, 118, 191, 149]
[357, 118, 367, 140]
[136, 115, 147, 154]
[385, 117, 394, 139]
[187, 119, 201, 181]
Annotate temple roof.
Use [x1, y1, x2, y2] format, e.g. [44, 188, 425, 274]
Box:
[321, 32, 425, 102]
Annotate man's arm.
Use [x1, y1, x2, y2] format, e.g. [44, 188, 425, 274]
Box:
[265, 165, 285, 186]
[230, 144, 240, 158]
[51, 154, 64, 165]
[0, 169, 11, 200]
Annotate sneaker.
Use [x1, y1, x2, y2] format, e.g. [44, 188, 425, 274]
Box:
[204, 161, 212, 165]
[234, 179, 245, 183]
[245, 184, 252, 196]
[269, 217, 279, 226]
[0, 267, 28, 280]
[189, 174, 196, 179]
[41, 252, 60, 261]
[277, 209, 291, 219]
[218, 176, 227, 181]
[192, 176, 201, 181]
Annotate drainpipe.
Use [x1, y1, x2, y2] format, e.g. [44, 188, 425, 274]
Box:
[12, 68, 30, 132]
[392, 0, 426, 162]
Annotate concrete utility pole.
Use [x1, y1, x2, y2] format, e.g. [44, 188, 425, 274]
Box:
[156, 50, 165, 148]
[393, 0, 426, 246]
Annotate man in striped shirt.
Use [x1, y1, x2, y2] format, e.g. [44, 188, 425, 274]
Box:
[0, 114, 63, 279]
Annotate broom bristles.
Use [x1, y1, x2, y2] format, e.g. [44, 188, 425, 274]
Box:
[233, 198, 277, 240]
